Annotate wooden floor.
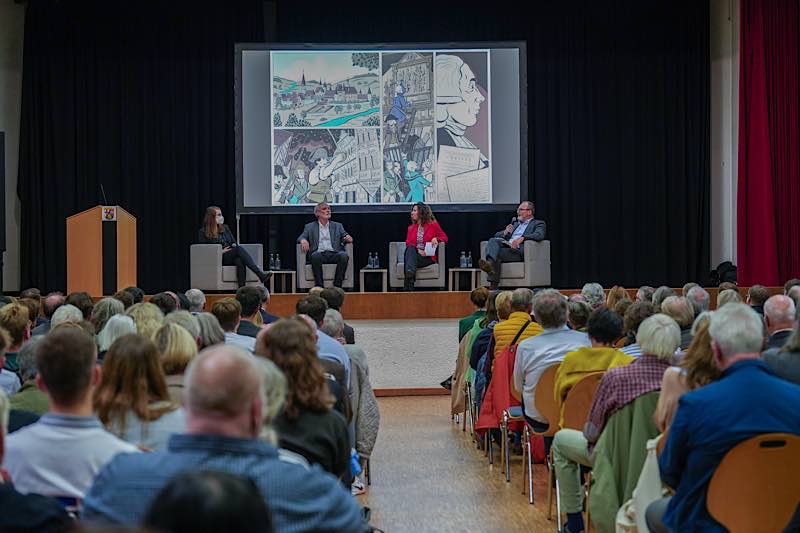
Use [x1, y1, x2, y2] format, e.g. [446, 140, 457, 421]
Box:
[357, 396, 554, 532]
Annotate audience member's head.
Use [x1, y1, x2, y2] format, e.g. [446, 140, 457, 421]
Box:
[235, 286, 261, 320]
[788, 285, 800, 312]
[97, 314, 137, 352]
[581, 283, 605, 310]
[36, 328, 98, 408]
[94, 333, 172, 430]
[682, 282, 699, 296]
[295, 295, 327, 326]
[510, 288, 534, 313]
[185, 289, 206, 313]
[125, 302, 164, 339]
[480, 290, 500, 328]
[718, 281, 738, 293]
[184, 345, 263, 438]
[150, 292, 178, 316]
[680, 319, 722, 390]
[0, 303, 30, 349]
[613, 298, 633, 318]
[91, 297, 124, 334]
[691, 310, 714, 336]
[254, 357, 287, 445]
[0, 328, 11, 375]
[586, 307, 623, 345]
[659, 296, 695, 329]
[746, 285, 770, 308]
[16, 335, 43, 383]
[319, 287, 346, 312]
[495, 291, 514, 320]
[19, 288, 41, 301]
[567, 300, 592, 331]
[18, 298, 40, 327]
[154, 323, 198, 376]
[256, 285, 270, 310]
[532, 289, 567, 329]
[50, 303, 83, 329]
[623, 301, 655, 339]
[605, 286, 628, 311]
[308, 287, 324, 297]
[709, 303, 764, 366]
[468, 286, 490, 310]
[42, 292, 65, 319]
[123, 286, 145, 304]
[763, 295, 795, 335]
[321, 309, 345, 340]
[177, 293, 191, 313]
[685, 285, 711, 316]
[636, 314, 681, 360]
[164, 310, 201, 344]
[142, 470, 273, 533]
[211, 298, 241, 333]
[636, 285, 656, 303]
[651, 286, 676, 312]
[196, 312, 225, 349]
[112, 289, 134, 310]
[716, 288, 742, 308]
[783, 278, 800, 295]
[65, 291, 94, 320]
[254, 318, 331, 420]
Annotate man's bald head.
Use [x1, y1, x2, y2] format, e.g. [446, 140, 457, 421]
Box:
[764, 295, 796, 334]
[184, 346, 262, 431]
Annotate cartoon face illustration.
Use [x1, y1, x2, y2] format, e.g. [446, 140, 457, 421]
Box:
[436, 54, 486, 128]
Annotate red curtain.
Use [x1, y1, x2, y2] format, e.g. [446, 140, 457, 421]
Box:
[738, 0, 800, 286]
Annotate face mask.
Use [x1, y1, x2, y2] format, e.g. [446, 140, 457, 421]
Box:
[216, 215, 224, 225]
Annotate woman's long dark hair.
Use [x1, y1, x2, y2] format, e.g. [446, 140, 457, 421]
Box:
[413, 202, 435, 225]
[202, 206, 223, 239]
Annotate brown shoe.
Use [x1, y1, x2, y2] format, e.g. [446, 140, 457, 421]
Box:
[478, 258, 495, 276]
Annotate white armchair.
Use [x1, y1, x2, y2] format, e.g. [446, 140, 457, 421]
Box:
[479, 240, 551, 288]
[189, 244, 263, 291]
[388, 241, 446, 289]
[295, 243, 355, 290]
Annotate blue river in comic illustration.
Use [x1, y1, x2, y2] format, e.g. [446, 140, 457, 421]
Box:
[317, 107, 380, 127]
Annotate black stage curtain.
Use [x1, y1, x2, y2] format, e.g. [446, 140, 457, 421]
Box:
[18, 0, 264, 292]
[20, 0, 709, 292]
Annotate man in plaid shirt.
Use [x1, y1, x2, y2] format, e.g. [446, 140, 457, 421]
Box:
[551, 314, 680, 533]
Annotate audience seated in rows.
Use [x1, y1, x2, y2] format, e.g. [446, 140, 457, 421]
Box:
[296, 296, 351, 385]
[9, 336, 46, 416]
[82, 345, 368, 532]
[493, 288, 542, 356]
[256, 318, 351, 486]
[154, 323, 199, 403]
[512, 289, 589, 434]
[94, 333, 186, 451]
[459, 287, 489, 342]
[184, 288, 206, 313]
[31, 292, 65, 336]
[235, 285, 263, 338]
[212, 298, 255, 352]
[619, 301, 655, 357]
[660, 296, 695, 350]
[320, 287, 355, 344]
[554, 308, 633, 427]
[4, 328, 139, 498]
[646, 303, 800, 532]
[553, 314, 679, 533]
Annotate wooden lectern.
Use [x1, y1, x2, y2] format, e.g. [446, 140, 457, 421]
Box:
[66, 206, 137, 296]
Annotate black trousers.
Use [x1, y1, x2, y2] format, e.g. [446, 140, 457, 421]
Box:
[309, 250, 349, 287]
[222, 246, 263, 287]
[404, 245, 435, 285]
[484, 237, 524, 285]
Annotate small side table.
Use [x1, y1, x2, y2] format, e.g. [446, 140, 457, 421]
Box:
[449, 267, 481, 291]
[268, 270, 296, 294]
[359, 268, 387, 292]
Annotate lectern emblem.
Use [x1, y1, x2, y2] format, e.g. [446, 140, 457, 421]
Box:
[102, 206, 117, 221]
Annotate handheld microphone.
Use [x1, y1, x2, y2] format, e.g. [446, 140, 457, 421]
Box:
[100, 183, 109, 205]
[510, 216, 517, 224]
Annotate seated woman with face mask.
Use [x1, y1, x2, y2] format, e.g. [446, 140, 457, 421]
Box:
[197, 206, 271, 288]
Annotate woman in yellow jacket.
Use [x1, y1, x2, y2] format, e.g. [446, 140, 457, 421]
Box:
[493, 288, 543, 356]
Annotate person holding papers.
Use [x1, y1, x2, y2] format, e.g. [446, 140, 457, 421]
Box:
[479, 201, 546, 290]
[403, 202, 448, 291]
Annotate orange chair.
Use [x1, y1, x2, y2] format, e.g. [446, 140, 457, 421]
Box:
[707, 433, 800, 533]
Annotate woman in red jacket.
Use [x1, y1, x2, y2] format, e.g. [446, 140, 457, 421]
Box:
[403, 202, 448, 291]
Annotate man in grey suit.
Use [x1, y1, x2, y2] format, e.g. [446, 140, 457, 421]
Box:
[297, 202, 353, 288]
[479, 201, 546, 290]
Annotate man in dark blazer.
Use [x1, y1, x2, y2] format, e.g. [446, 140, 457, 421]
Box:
[479, 201, 546, 290]
[235, 286, 262, 338]
[763, 294, 795, 350]
[297, 202, 353, 288]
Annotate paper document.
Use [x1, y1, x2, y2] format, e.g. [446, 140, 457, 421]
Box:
[424, 242, 437, 257]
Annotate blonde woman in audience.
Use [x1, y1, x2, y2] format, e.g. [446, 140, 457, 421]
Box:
[94, 333, 185, 451]
[125, 302, 164, 339]
[163, 310, 201, 349]
[91, 297, 124, 336]
[653, 313, 720, 433]
[253, 357, 287, 446]
[255, 318, 350, 486]
[0, 303, 30, 373]
[97, 314, 137, 361]
[196, 312, 225, 349]
[606, 285, 628, 311]
[153, 323, 198, 403]
[716, 288, 742, 308]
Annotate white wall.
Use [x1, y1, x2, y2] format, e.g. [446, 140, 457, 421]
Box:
[0, 0, 24, 291]
[710, 0, 739, 267]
